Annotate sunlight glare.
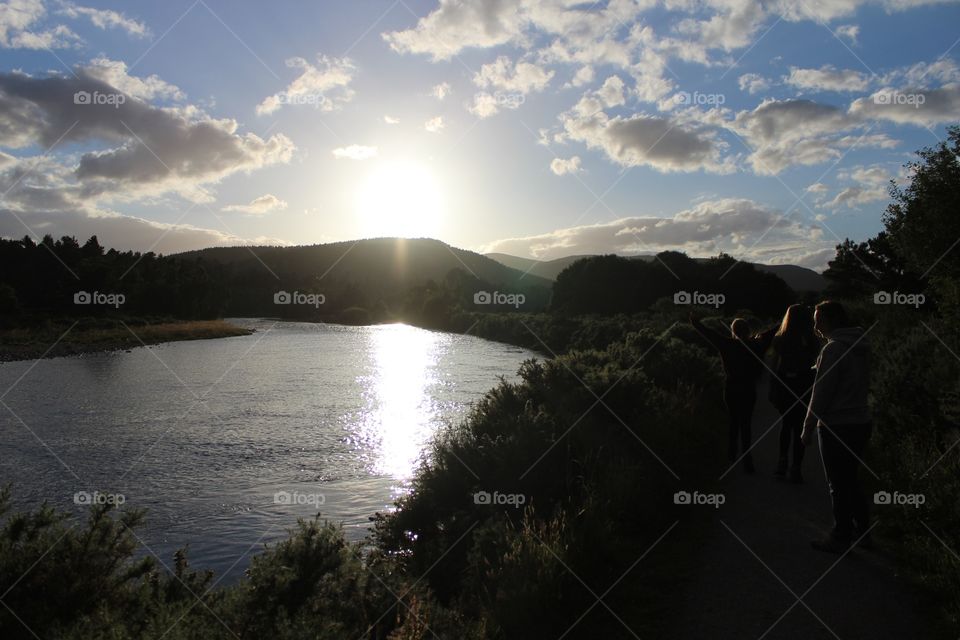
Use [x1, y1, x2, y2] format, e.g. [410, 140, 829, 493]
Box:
[355, 160, 444, 238]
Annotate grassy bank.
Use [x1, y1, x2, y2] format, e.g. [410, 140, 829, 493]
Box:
[0, 318, 252, 362]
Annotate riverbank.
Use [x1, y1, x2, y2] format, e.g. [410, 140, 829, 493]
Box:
[0, 319, 252, 362]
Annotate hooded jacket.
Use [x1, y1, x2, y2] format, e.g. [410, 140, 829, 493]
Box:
[805, 327, 871, 427]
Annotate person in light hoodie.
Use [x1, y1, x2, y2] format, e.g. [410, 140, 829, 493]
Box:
[801, 300, 873, 553]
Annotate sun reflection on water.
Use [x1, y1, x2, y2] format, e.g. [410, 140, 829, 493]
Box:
[359, 324, 442, 478]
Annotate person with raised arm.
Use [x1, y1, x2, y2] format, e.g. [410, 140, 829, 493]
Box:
[690, 312, 777, 473]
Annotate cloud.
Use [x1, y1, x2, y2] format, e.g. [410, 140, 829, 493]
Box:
[0, 60, 294, 240]
[738, 73, 770, 95]
[559, 92, 733, 174]
[383, 115, 400, 124]
[429, 82, 451, 100]
[822, 164, 893, 209]
[468, 92, 500, 118]
[550, 156, 581, 175]
[726, 98, 896, 174]
[382, 0, 526, 61]
[566, 65, 595, 88]
[849, 84, 960, 127]
[481, 197, 831, 268]
[785, 65, 869, 92]
[58, 2, 149, 38]
[836, 24, 859, 44]
[331, 144, 378, 160]
[256, 55, 355, 115]
[82, 57, 183, 101]
[424, 115, 444, 132]
[473, 55, 553, 94]
[0, 0, 79, 48]
[222, 193, 288, 215]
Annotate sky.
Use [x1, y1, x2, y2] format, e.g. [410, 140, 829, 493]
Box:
[0, 0, 959, 272]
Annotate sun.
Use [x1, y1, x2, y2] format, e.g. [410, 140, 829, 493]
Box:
[354, 160, 445, 238]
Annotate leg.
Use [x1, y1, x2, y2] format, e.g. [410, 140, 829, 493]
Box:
[819, 425, 865, 542]
[739, 388, 757, 472]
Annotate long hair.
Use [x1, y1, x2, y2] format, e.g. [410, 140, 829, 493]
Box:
[776, 304, 814, 341]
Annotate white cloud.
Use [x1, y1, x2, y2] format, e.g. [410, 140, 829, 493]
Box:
[222, 193, 288, 215]
[823, 164, 892, 209]
[849, 84, 960, 127]
[725, 98, 896, 175]
[0, 62, 294, 209]
[836, 24, 859, 44]
[430, 82, 451, 100]
[424, 115, 445, 132]
[331, 144, 378, 160]
[738, 73, 770, 95]
[785, 65, 869, 92]
[596, 75, 626, 108]
[558, 91, 733, 174]
[384, 115, 400, 124]
[468, 92, 500, 118]
[0, 0, 79, 48]
[256, 55, 355, 115]
[481, 197, 831, 268]
[58, 2, 149, 38]
[550, 156, 582, 175]
[567, 65, 595, 88]
[382, 0, 526, 61]
[473, 55, 554, 94]
[82, 57, 183, 101]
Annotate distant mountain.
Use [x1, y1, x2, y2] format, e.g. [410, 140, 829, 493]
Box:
[486, 252, 827, 292]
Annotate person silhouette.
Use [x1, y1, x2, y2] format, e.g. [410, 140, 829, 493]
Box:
[801, 300, 873, 553]
[690, 312, 777, 473]
[769, 305, 820, 483]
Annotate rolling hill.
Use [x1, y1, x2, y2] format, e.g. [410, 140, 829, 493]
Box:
[486, 252, 827, 292]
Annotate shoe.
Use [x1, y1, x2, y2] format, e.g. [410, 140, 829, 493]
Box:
[774, 457, 788, 477]
[811, 536, 851, 554]
[788, 467, 803, 484]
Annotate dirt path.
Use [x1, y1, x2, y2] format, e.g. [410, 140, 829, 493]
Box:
[670, 373, 935, 640]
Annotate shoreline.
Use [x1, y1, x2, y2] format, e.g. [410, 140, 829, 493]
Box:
[0, 319, 253, 363]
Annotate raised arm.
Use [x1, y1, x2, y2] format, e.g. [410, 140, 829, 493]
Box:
[690, 313, 725, 350]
